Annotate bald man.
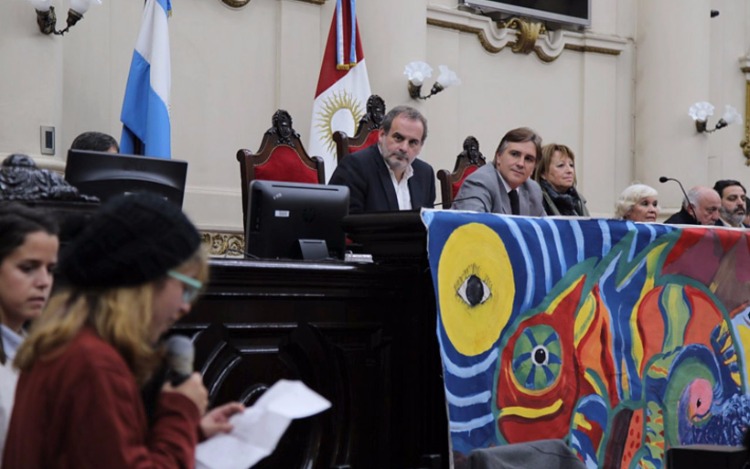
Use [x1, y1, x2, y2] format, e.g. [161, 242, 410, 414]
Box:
[664, 186, 721, 225]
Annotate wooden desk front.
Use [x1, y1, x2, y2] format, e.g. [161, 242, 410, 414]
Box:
[178, 257, 448, 468]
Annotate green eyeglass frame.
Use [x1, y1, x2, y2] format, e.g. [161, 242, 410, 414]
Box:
[167, 270, 203, 303]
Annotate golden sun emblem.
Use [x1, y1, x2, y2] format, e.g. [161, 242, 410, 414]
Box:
[315, 90, 365, 154]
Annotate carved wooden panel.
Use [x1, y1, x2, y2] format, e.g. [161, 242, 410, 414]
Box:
[174, 258, 448, 468]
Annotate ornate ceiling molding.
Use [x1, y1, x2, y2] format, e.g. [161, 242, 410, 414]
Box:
[499, 17, 546, 55]
[426, 5, 626, 62]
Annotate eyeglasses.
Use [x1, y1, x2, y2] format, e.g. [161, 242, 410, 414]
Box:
[167, 270, 203, 303]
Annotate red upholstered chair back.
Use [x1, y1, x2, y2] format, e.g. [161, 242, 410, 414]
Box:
[236, 109, 325, 224]
[450, 165, 480, 198]
[333, 94, 386, 162]
[252, 145, 321, 183]
[339, 129, 380, 158]
[437, 136, 487, 208]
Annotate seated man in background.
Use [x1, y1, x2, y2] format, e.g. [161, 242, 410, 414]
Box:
[713, 179, 747, 227]
[70, 131, 119, 153]
[328, 105, 435, 213]
[453, 127, 545, 216]
[664, 186, 721, 225]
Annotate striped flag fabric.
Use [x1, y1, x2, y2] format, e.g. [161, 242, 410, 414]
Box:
[308, 0, 371, 182]
[120, 0, 172, 159]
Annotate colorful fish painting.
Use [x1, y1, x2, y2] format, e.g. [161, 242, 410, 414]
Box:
[422, 210, 750, 468]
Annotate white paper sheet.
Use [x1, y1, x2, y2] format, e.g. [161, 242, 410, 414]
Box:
[195, 379, 331, 469]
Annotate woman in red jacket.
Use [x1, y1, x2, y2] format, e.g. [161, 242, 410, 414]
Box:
[4, 193, 242, 468]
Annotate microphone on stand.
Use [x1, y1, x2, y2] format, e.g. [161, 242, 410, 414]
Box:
[165, 335, 194, 386]
[659, 176, 697, 220]
[434, 195, 489, 212]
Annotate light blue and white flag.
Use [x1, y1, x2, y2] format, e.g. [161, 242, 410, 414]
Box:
[120, 0, 172, 159]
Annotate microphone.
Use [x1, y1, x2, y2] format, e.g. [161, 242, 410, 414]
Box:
[434, 195, 489, 212]
[659, 176, 697, 221]
[165, 335, 194, 386]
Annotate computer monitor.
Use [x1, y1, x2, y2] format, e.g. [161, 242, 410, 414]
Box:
[64, 149, 188, 207]
[245, 180, 350, 260]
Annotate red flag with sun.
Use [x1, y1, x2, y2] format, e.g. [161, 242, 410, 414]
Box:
[308, 0, 371, 182]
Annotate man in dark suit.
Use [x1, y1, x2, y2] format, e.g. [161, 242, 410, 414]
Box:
[329, 105, 435, 213]
[664, 186, 721, 225]
[453, 127, 545, 216]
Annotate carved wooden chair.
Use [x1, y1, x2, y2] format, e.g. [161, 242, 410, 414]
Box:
[236, 109, 325, 223]
[332, 94, 385, 162]
[437, 136, 487, 207]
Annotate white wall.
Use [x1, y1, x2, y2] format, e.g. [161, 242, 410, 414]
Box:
[1, 0, 748, 230]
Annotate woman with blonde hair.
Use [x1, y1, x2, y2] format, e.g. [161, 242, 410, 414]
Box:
[4, 193, 243, 468]
[533, 143, 589, 217]
[615, 184, 660, 222]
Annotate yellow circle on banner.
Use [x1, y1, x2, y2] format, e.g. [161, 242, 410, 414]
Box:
[438, 223, 514, 356]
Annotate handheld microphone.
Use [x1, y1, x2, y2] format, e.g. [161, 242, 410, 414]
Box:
[165, 335, 194, 386]
[659, 176, 697, 221]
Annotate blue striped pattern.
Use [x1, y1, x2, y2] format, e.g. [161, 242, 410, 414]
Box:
[422, 210, 676, 453]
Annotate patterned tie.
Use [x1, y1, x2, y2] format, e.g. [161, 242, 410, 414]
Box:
[508, 189, 519, 215]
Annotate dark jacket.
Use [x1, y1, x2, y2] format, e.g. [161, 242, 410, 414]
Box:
[539, 180, 590, 217]
[3, 327, 200, 468]
[664, 207, 698, 225]
[329, 144, 435, 213]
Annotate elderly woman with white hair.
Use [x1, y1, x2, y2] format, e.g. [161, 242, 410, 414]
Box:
[615, 184, 660, 222]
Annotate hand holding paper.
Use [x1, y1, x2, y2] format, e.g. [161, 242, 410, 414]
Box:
[195, 380, 331, 469]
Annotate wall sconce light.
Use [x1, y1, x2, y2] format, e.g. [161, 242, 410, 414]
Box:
[26, 0, 100, 36]
[404, 62, 461, 100]
[689, 101, 743, 133]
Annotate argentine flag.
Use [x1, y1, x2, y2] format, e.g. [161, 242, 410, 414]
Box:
[120, 0, 171, 159]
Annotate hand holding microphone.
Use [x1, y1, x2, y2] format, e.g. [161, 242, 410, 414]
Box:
[161, 335, 244, 431]
[163, 335, 208, 415]
[165, 335, 194, 386]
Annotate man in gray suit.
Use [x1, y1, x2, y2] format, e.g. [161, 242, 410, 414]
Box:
[453, 127, 545, 215]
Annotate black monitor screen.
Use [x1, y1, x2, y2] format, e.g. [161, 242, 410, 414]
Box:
[65, 149, 188, 207]
[245, 180, 350, 261]
[462, 0, 590, 27]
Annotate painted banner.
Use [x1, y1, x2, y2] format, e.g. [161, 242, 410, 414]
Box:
[422, 210, 750, 468]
